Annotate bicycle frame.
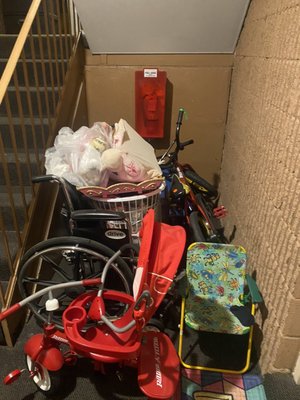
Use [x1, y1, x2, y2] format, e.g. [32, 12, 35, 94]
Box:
[159, 109, 227, 243]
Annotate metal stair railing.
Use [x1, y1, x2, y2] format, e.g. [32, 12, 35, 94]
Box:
[0, 0, 81, 346]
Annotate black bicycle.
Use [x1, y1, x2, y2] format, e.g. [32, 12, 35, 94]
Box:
[158, 108, 227, 244]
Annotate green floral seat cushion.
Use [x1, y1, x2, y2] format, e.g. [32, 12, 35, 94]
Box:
[185, 242, 249, 335]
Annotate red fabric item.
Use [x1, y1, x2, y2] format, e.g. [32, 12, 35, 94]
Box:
[137, 209, 186, 321]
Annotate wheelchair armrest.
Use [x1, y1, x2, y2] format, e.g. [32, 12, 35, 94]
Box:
[32, 174, 69, 185]
[246, 275, 263, 303]
[32, 175, 92, 213]
[71, 209, 127, 221]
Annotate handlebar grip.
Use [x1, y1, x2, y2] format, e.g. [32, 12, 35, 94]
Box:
[32, 174, 62, 184]
[0, 303, 21, 322]
[180, 139, 194, 149]
[177, 108, 185, 125]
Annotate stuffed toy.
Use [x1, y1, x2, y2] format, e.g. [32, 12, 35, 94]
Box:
[100, 119, 162, 183]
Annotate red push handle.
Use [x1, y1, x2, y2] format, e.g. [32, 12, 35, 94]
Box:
[82, 278, 102, 286]
[0, 303, 21, 322]
[0, 279, 101, 322]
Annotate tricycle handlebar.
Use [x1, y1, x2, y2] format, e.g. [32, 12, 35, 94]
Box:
[0, 278, 101, 322]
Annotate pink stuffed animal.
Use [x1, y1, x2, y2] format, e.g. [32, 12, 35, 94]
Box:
[101, 119, 162, 183]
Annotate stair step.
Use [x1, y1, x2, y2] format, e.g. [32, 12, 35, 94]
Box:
[0, 120, 50, 149]
[2, 0, 32, 15]
[0, 34, 70, 59]
[0, 151, 45, 186]
[0, 184, 33, 205]
[2, 0, 60, 35]
[1, 14, 59, 35]
[0, 58, 68, 86]
[0, 186, 33, 232]
[0, 85, 59, 118]
[0, 115, 51, 126]
[0, 279, 9, 344]
[0, 231, 21, 282]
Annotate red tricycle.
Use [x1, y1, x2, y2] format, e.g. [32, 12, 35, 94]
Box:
[0, 210, 185, 399]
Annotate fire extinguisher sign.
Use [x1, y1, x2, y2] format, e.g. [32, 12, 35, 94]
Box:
[144, 68, 158, 78]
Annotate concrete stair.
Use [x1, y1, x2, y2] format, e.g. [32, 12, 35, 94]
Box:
[2, 0, 59, 34]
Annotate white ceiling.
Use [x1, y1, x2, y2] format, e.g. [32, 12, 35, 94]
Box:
[74, 0, 250, 54]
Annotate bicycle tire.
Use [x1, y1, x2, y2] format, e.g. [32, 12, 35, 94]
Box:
[18, 236, 133, 330]
[183, 168, 218, 198]
[195, 194, 227, 243]
[189, 211, 206, 242]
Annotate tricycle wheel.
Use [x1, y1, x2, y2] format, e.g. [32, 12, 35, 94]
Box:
[144, 318, 165, 332]
[26, 355, 62, 396]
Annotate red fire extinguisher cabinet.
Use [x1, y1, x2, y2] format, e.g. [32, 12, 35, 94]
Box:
[135, 69, 167, 138]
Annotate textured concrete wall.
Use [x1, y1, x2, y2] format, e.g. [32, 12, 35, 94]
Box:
[220, 0, 300, 373]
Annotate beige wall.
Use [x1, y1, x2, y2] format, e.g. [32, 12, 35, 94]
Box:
[220, 0, 300, 373]
[84, 51, 233, 184]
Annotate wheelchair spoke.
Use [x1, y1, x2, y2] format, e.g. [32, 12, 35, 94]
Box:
[40, 254, 74, 281]
[18, 237, 133, 331]
[22, 277, 67, 286]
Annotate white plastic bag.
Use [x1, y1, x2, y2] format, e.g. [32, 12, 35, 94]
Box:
[45, 123, 113, 187]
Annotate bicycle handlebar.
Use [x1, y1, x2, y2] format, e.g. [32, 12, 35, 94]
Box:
[159, 108, 193, 164]
[179, 139, 194, 150]
[177, 108, 185, 126]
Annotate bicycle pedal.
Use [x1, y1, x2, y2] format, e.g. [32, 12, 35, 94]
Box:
[213, 205, 227, 219]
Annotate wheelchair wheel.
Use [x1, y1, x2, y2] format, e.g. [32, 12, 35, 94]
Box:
[18, 236, 133, 330]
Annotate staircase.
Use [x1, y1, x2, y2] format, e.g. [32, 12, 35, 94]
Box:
[0, 0, 43, 344]
[0, 0, 81, 345]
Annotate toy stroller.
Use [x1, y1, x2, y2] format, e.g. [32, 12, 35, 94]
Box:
[0, 209, 186, 399]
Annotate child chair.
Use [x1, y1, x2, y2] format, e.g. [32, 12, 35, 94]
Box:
[178, 242, 262, 374]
